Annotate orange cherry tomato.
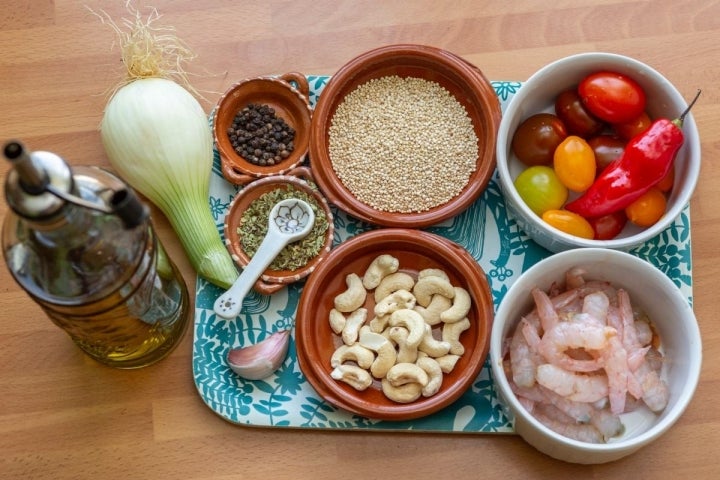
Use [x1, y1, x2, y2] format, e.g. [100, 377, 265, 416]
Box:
[553, 136, 596, 192]
[625, 187, 667, 227]
[542, 209, 595, 239]
[613, 111, 652, 140]
[656, 165, 675, 192]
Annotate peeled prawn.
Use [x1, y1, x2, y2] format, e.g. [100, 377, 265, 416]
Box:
[538, 321, 612, 372]
[532, 287, 559, 333]
[509, 317, 542, 388]
[535, 363, 608, 403]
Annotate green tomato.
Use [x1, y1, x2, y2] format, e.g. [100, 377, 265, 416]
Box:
[514, 165, 569, 216]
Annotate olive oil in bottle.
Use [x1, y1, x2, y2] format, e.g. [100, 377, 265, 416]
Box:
[2, 141, 190, 368]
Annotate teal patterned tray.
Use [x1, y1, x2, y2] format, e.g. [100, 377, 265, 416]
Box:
[192, 78, 693, 432]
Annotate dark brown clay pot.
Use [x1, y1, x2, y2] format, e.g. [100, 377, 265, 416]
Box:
[295, 228, 494, 421]
[223, 167, 334, 295]
[214, 72, 312, 185]
[309, 44, 501, 228]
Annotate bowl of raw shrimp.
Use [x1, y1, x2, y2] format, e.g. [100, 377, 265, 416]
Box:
[490, 248, 701, 464]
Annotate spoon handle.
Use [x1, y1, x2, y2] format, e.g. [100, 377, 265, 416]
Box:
[213, 230, 290, 319]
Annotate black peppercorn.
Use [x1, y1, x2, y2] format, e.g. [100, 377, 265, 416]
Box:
[227, 103, 296, 166]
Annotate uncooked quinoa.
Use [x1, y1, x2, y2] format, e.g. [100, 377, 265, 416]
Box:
[328, 75, 479, 213]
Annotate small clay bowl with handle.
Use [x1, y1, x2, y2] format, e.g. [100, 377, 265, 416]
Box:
[214, 72, 313, 186]
[223, 166, 334, 295]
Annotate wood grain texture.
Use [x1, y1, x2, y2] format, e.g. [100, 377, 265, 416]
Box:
[1, 0, 719, 478]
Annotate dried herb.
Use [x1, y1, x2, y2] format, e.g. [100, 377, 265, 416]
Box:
[239, 184, 329, 271]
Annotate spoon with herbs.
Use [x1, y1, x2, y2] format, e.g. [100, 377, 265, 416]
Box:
[214, 198, 315, 319]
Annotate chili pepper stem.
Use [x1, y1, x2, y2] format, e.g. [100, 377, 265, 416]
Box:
[674, 89, 702, 127]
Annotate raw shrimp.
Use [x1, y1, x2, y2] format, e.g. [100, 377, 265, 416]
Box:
[618, 289, 649, 370]
[634, 348, 669, 412]
[535, 363, 608, 402]
[533, 407, 604, 444]
[602, 334, 643, 414]
[566, 267, 587, 290]
[538, 321, 611, 372]
[532, 287, 559, 332]
[509, 317, 542, 388]
[582, 291, 610, 325]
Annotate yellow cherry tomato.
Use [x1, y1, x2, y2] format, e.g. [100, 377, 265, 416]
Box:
[542, 209, 595, 239]
[625, 187, 667, 227]
[656, 165, 675, 192]
[553, 135, 596, 192]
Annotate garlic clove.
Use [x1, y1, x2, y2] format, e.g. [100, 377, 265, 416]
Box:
[226, 329, 291, 380]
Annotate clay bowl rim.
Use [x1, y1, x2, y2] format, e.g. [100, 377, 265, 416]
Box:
[295, 228, 495, 421]
[214, 72, 313, 185]
[222, 168, 335, 294]
[309, 44, 501, 229]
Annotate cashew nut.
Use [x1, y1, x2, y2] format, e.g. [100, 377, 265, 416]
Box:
[416, 356, 444, 397]
[359, 331, 397, 379]
[381, 378, 423, 403]
[362, 254, 399, 290]
[328, 309, 346, 335]
[413, 294, 453, 326]
[418, 268, 449, 281]
[369, 314, 390, 333]
[331, 365, 373, 391]
[389, 326, 418, 363]
[388, 308, 425, 348]
[413, 275, 455, 307]
[334, 273, 366, 313]
[374, 289, 416, 317]
[435, 354, 461, 373]
[385, 362, 429, 387]
[440, 287, 472, 323]
[374, 272, 415, 302]
[341, 308, 368, 345]
[442, 317, 471, 355]
[418, 323, 452, 357]
[330, 344, 375, 369]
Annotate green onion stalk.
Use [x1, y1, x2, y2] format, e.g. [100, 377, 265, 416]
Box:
[94, 6, 238, 288]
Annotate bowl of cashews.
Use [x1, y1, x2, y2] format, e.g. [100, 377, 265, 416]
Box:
[295, 228, 494, 421]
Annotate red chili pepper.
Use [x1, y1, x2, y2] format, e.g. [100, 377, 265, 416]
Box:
[565, 90, 701, 218]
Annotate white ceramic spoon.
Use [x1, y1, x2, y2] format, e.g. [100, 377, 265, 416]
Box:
[213, 198, 315, 319]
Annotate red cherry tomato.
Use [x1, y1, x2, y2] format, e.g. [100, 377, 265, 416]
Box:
[578, 71, 646, 123]
[613, 111, 652, 140]
[588, 211, 628, 240]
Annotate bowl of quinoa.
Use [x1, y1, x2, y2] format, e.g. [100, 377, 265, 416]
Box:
[309, 44, 501, 228]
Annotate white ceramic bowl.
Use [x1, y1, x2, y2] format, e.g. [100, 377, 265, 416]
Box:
[490, 248, 702, 464]
[496, 52, 701, 252]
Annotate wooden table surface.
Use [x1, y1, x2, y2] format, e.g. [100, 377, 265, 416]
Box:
[1, 1, 719, 478]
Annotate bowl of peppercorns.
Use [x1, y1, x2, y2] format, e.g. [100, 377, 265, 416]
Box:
[309, 44, 501, 228]
[214, 72, 313, 185]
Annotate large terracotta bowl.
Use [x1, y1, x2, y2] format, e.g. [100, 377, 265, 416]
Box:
[309, 44, 501, 228]
[214, 72, 313, 185]
[223, 167, 334, 295]
[295, 228, 494, 420]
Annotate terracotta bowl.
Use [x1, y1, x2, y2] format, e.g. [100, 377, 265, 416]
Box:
[295, 228, 494, 420]
[214, 72, 313, 185]
[309, 44, 501, 228]
[223, 166, 334, 295]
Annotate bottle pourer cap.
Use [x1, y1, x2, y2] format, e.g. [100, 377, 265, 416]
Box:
[3, 140, 148, 229]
